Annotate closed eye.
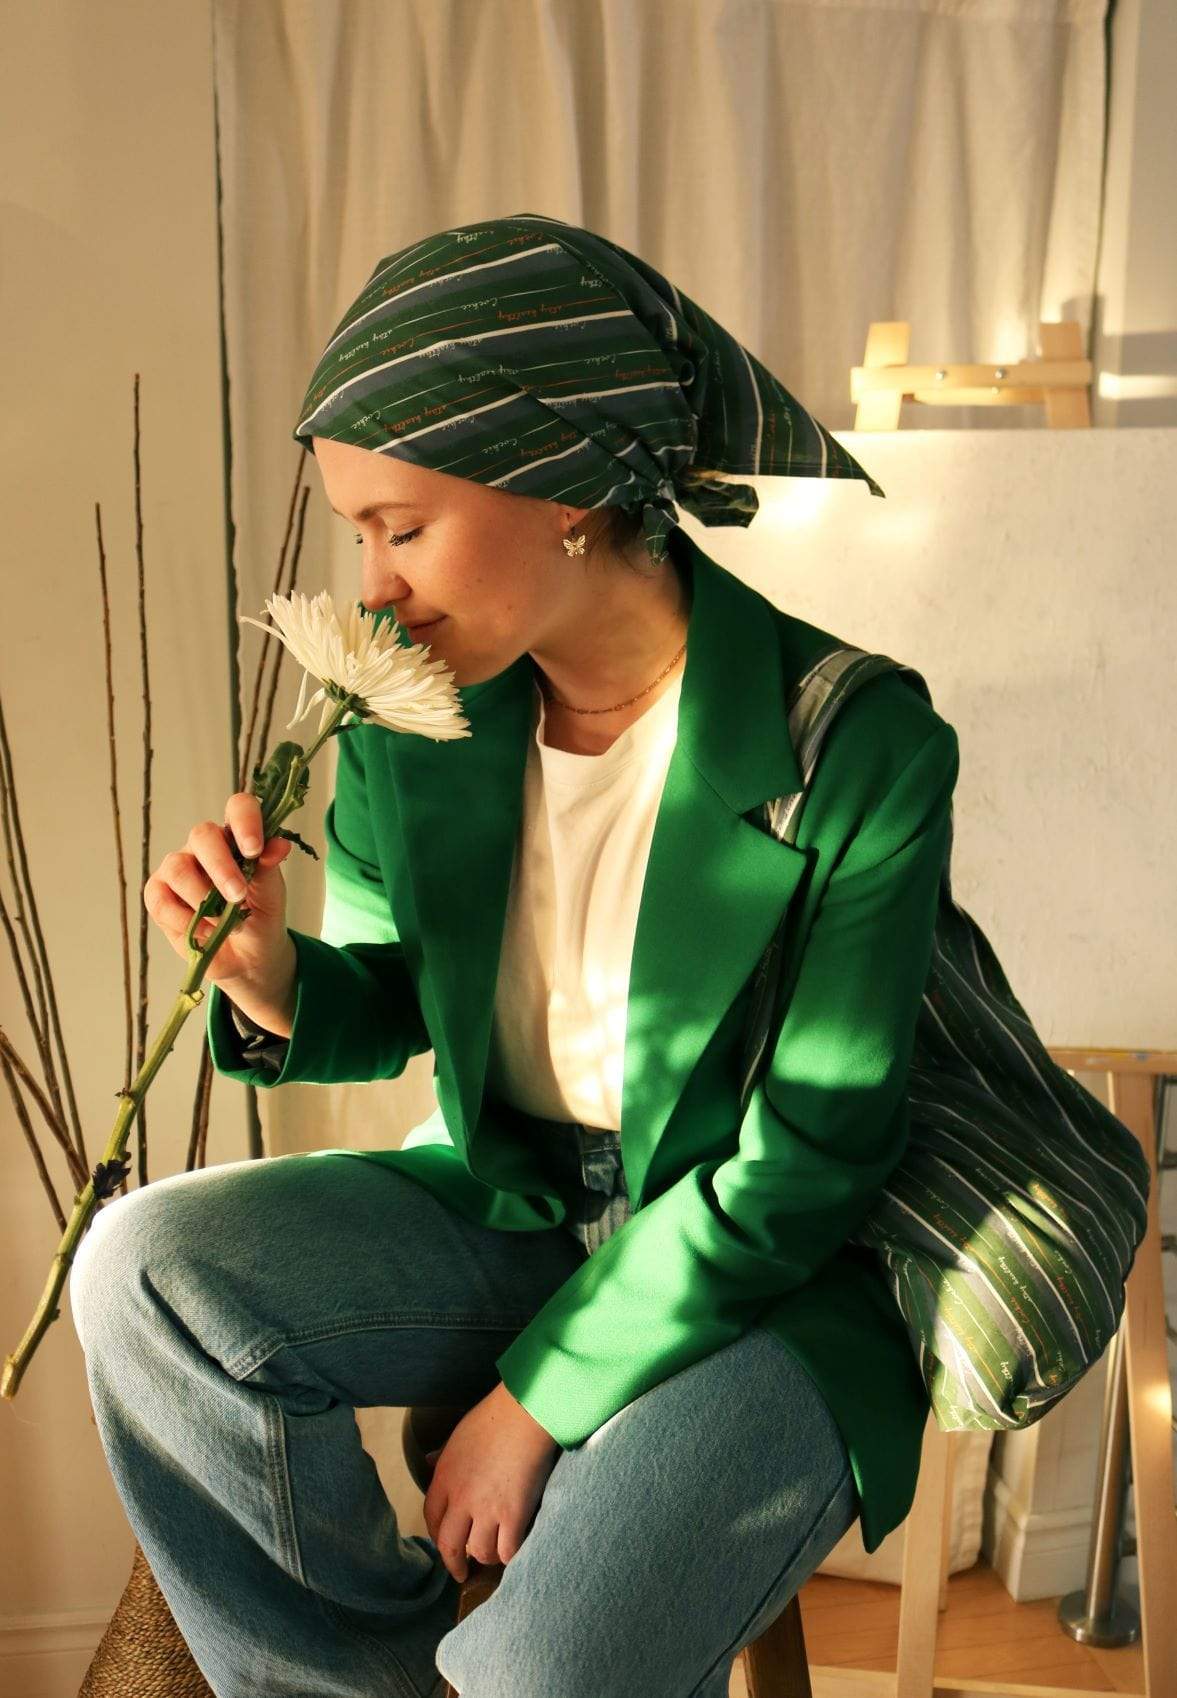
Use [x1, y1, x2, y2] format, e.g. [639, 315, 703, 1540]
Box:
[352, 527, 423, 547]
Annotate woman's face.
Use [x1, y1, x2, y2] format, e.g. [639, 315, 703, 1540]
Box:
[311, 434, 591, 688]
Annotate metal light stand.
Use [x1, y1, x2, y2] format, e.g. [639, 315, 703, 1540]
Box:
[1057, 1314, 1140, 1645]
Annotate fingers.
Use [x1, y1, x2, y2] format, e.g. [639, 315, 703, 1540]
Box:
[182, 808, 286, 902]
[142, 870, 217, 952]
[142, 791, 292, 968]
[224, 798, 292, 876]
[438, 1518, 472, 1584]
[186, 825, 252, 904]
[142, 829, 252, 952]
[425, 1473, 468, 1584]
[224, 791, 266, 859]
[223, 793, 291, 870]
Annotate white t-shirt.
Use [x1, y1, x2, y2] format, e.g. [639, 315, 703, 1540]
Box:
[485, 667, 684, 1132]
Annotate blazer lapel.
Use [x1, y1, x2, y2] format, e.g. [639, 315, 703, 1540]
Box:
[380, 651, 533, 1150]
[618, 534, 811, 1204]
[379, 530, 811, 1208]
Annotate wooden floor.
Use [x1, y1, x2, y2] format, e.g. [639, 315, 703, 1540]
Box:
[729, 1557, 1146, 1696]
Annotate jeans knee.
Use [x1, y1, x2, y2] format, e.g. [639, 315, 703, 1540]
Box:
[68, 1171, 215, 1351]
[436, 1594, 600, 1698]
[68, 1186, 151, 1348]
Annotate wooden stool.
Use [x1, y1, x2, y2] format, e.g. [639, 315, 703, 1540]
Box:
[402, 1403, 814, 1698]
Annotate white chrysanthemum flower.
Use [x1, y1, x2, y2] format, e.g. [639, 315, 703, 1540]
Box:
[240, 590, 472, 741]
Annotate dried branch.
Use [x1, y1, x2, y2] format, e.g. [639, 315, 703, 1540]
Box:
[0, 724, 57, 1119]
[0, 693, 87, 1169]
[0, 888, 55, 1116]
[132, 373, 155, 1193]
[0, 1025, 86, 1191]
[238, 450, 308, 793]
[185, 1043, 215, 1174]
[0, 1049, 66, 1234]
[94, 498, 134, 1203]
[256, 484, 310, 776]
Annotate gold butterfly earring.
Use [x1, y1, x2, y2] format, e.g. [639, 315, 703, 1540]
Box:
[562, 530, 586, 557]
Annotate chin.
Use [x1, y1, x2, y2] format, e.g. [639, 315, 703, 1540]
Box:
[445, 644, 528, 691]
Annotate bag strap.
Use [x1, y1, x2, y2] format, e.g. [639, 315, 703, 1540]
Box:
[736, 642, 931, 1112]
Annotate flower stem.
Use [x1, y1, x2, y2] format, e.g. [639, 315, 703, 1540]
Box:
[1, 700, 357, 1401]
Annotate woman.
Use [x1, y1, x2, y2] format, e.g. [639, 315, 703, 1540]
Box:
[71, 213, 959, 1698]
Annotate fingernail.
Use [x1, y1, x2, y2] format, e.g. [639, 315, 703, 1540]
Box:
[228, 880, 247, 901]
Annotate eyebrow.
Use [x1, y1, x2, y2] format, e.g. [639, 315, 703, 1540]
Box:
[329, 500, 419, 522]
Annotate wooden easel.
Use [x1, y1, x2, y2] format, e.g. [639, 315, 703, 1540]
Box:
[807, 1049, 1177, 1698]
[850, 321, 1093, 429]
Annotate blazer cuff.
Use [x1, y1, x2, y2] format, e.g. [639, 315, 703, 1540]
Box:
[225, 1001, 291, 1074]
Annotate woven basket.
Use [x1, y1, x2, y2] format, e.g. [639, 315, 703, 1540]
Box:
[78, 1540, 213, 1697]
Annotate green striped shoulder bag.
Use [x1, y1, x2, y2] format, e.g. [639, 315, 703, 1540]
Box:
[738, 643, 1152, 1433]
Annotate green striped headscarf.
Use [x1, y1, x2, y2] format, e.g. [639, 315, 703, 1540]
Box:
[293, 212, 885, 564]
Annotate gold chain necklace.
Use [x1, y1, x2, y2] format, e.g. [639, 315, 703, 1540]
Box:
[539, 638, 687, 715]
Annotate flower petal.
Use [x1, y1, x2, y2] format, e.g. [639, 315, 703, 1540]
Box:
[242, 590, 471, 742]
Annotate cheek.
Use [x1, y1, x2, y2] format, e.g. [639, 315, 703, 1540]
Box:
[436, 523, 547, 631]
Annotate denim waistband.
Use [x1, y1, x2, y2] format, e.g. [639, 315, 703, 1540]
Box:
[521, 1119, 631, 1255]
[539, 1121, 624, 1185]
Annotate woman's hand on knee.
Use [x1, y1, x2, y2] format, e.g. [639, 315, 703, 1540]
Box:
[423, 1383, 560, 1581]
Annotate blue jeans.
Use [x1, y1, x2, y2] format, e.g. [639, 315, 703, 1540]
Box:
[69, 1119, 858, 1698]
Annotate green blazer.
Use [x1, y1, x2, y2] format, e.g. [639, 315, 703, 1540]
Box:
[207, 528, 959, 1556]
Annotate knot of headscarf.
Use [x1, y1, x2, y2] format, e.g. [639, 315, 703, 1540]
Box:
[294, 213, 885, 565]
[631, 470, 766, 569]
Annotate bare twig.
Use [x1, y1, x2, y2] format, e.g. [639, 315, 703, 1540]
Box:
[0, 694, 87, 1170]
[132, 373, 155, 1193]
[0, 725, 58, 1121]
[238, 451, 307, 794]
[94, 500, 134, 1194]
[186, 1044, 215, 1174]
[0, 1050, 66, 1234]
[0, 889, 56, 1119]
[0, 1026, 86, 1191]
[256, 484, 310, 774]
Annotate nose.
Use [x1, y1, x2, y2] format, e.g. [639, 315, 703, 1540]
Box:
[360, 570, 411, 615]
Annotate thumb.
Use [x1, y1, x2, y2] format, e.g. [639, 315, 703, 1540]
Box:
[241, 842, 291, 908]
[256, 835, 293, 871]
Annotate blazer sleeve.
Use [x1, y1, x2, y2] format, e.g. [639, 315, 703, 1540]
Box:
[205, 724, 433, 1087]
[494, 706, 960, 1447]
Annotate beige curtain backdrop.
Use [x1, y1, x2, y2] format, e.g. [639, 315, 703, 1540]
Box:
[212, 0, 1111, 1164]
